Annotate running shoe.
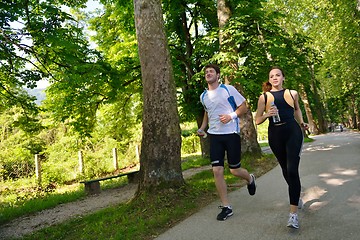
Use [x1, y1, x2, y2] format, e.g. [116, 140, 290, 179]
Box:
[287, 213, 299, 229]
[217, 206, 233, 221]
[247, 174, 256, 196]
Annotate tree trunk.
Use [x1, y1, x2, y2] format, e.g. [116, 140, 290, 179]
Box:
[217, 0, 261, 156]
[309, 65, 327, 133]
[298, 84, 319, 134]
[133, 0, 184, 192]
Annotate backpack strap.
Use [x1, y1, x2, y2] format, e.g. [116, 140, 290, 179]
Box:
[263, 92, 267, 106]
[200, 89, 207, 110]
[201, 84, 238, 112]
[220, 84, 237, 111]
[264, 92, 274, 111]
[220, 84, 231, 96]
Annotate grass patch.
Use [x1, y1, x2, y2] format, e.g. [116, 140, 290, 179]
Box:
[0, 154, 211, 225]
[181, 153, 209, 171]
[17, 171, 217, 240]
[0, 182, 85, 225]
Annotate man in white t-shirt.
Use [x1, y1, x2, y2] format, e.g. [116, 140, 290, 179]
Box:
[197, 64, 256, 221]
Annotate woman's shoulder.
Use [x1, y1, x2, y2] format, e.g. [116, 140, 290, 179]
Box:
[288, 89, 298, 96]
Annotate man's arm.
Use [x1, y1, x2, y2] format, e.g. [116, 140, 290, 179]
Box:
[197, 111, 208, 136]
[219, 101, 248, 124]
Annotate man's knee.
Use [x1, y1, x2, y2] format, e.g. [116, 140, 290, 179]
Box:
[212, 166, 224, 177]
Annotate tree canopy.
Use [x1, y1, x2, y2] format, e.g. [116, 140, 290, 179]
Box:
[0, 0, 359, 185]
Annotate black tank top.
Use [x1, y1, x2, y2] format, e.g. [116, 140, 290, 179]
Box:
[269, 89, 295, 125]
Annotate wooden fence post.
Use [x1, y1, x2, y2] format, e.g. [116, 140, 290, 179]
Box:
[113, 148, 118, 170]
[35, 154, 41, 185]
[78, 151, 84, 174]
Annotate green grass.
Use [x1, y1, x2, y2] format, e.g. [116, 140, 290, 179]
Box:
[19, 172, 217, 240]
[4, 162, 217, 240]
[181, 153, 209, 171]
[16, 155, 277, 240]
[1, 153, 278, 240]
[0, 136, 312, 228]
[0, 154, 210, 225]
[0, 184, 86, 225]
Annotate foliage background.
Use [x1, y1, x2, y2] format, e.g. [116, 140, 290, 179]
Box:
[0, 0, 358, 213]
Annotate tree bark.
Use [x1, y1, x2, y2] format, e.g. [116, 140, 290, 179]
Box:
[298, 84, 319, 134]
[133, 0, 184, 192]
[309, 65, 327, 133]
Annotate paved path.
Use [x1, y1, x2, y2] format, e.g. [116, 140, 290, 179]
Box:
[156, 131, 360, 240]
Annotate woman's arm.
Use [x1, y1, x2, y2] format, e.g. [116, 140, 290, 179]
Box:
[255, 94, 270, 125]
[292, 90, 307, 128]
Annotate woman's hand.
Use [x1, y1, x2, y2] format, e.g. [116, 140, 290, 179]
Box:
[268, 106, 278, 117]
[300, 123, 309, 130]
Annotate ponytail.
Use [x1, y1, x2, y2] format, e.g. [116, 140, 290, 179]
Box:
[262, 81, 272, 92]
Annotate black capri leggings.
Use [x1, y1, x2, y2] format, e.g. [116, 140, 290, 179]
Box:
[268, 121, 303, 206]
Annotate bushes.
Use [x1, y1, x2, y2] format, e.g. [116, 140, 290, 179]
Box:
[0, 147, 34, 180]
[0, 132, 202, 185]
[181, 134, 201, 155]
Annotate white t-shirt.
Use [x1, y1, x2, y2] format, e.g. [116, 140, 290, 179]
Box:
[200, 84, 246, 134]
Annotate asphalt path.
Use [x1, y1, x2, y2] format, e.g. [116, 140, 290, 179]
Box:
[155, 131, 360, 240]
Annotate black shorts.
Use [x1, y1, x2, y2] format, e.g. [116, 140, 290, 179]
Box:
[209, 133, 241, 169]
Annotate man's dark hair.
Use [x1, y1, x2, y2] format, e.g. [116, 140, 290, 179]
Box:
[204, 64, 220, 74]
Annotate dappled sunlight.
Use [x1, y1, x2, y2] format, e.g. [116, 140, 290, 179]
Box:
[348, 194, 360, 210]
[302, 185, 328, 210]
[319, 167, 357, 186]
[304, 144, 341, 152]
[275, 202, 287, 208]
[303, 166, 359, 212]
[303, 186, 327, 202]
[334, 168, 358, 176]
[319, 173, 332, 178]
[302, 186, 328, 211]
[324, 178, 350, 186]
[308, 201, 329, 211]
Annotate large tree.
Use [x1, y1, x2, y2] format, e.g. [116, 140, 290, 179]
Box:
[217, 0, 261, 156]
[133, 0, 184, 192]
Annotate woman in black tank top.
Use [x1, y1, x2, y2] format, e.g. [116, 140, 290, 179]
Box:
[255, 66, 308, 229]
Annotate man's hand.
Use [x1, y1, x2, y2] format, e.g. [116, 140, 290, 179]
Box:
[219, 114, 232, 124]
[197, 129, 207, 138]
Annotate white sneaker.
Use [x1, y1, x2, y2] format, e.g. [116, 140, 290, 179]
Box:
[287, 213, 299, 229]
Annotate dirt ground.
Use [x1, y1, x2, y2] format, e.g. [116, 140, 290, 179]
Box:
[0, 166, 212, 240]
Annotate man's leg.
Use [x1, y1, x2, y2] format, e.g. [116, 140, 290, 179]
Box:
[213, 166, 229, 206]
[230, 167, 251, 183]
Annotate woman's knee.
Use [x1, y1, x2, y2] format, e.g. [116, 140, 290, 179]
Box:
[287, 167, 299, 180]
